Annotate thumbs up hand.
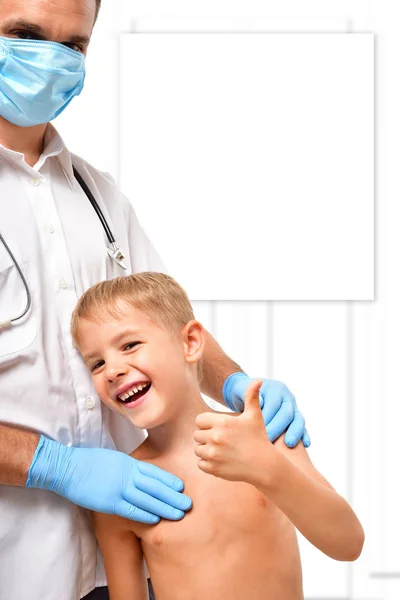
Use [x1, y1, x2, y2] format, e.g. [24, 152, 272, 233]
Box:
[193, 380, 275, 483]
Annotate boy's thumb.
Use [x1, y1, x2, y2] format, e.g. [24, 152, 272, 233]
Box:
[243, 379, 263, 413]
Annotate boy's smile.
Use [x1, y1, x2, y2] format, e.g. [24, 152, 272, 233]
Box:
[116, 380, 152, 405]
[76, 299, 203, 429]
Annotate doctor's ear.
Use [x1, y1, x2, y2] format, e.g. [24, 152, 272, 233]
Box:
[181, 320, 205, 364]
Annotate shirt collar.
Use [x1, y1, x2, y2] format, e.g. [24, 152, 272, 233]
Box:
[38, 124, 76, 188]
[0, 123, 75, 188]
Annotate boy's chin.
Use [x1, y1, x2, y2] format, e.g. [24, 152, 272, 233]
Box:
[121, 408, 166, 430]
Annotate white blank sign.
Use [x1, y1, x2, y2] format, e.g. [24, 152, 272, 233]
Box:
[119, 33, 374, 300]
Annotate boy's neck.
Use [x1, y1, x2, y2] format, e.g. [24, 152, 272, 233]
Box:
[145, 390, 215, 456]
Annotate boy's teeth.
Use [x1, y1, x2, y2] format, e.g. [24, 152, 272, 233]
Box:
[118, 383, 149, 401]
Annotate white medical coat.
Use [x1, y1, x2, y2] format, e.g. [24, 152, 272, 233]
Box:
[0, 124, 166, 599]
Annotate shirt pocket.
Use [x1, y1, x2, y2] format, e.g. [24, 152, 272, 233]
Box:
[0, 237, 37, 359]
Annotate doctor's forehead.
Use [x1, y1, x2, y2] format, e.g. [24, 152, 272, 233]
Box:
[0, 0, 97, 37]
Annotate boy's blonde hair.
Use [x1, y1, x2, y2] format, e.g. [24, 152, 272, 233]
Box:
[71, 272, 203, 380]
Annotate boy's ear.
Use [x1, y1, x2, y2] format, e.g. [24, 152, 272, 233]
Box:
[181, 320, 205, 364]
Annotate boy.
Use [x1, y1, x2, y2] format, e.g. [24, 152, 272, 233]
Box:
[70, 272, 364, 600]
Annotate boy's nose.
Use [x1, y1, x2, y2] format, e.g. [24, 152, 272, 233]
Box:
[105, 362, 128, 381]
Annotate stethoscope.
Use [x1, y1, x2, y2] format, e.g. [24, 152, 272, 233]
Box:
[0, 167, 127, 331]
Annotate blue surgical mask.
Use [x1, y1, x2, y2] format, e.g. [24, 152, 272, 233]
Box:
[0, 36, 86, 127]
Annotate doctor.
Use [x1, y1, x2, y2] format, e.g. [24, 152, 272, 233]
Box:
[0, 1, 309, 599]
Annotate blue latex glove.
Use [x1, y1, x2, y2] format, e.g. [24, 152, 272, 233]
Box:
[26, 436, 192, 524]
[223, 372, 310, 448]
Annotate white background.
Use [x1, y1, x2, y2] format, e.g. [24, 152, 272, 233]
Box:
[119, 33, 374, 301]
[55, 0, 399, 598]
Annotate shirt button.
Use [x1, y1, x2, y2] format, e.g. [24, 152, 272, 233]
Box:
[30, 178, 41, 187]
[85, 397, 95, 410]
[46, 223, 55, 234]
[59, 278, 69, 289]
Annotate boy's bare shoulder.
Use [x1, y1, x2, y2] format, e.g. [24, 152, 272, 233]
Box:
[92, 508, 133, 535]
[92, 442, 155, 535]
[129, 438, 161, 463]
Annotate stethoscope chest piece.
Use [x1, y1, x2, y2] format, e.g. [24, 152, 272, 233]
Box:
[107, 242, 127, 270]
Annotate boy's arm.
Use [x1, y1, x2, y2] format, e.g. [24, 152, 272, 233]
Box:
[92, 512, 148, 600]
[256, 433, 364, 561]
[194, 380, 364, 562]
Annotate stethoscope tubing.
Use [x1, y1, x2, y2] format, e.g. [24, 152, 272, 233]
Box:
[72, 166, 115, 245]
[0, 230, 32, 324]
[0, 167, 123, 330]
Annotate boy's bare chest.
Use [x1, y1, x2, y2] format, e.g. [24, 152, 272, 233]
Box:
[126, 448, 303, 600]
[131, 451, 285, 550]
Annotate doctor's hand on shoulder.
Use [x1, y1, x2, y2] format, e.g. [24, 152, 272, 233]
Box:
[222, 371, 310, 447]
[26, 436, 192, 524]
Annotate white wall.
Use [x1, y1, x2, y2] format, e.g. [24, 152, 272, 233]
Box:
[55, 0, 398, 598]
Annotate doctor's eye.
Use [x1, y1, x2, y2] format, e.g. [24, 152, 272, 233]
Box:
[12, 31, 84, 53]
[63, 42, 85, 53]
[13, 30, 40, 40]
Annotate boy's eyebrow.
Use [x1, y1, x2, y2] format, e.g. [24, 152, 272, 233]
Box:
[82, 329, 141, 362]
[2, 18, 90, 45]
[81, 351, 99, 363]
[110, 329, 141, 345]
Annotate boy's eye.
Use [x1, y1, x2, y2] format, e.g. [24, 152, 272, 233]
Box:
[91, 360, 104, 372]
[124, 342, 140, 351]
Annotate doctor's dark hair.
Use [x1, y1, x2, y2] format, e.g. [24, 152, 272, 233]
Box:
[94, 0, 101, 23]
